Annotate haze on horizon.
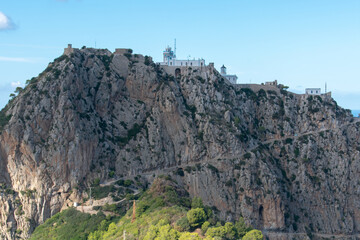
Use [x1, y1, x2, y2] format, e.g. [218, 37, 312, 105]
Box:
[1, 0, 359, 110]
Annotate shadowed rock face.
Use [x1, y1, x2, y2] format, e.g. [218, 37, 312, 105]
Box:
[0, 47, 359, 239]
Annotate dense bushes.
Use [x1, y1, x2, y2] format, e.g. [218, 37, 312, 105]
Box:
[175, 217, 190, 232]
[30, 208, 108, 240]
[242, 229, 264, 240]
[91, 185, 115, 200]
[187, 208, 207, 227]
[97, 54, 113, 71]
[0, 109, 11, 133]
[32, 178, 260, 240]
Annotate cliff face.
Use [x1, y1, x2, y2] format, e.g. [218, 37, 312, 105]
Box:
[0, 47, 359, 239]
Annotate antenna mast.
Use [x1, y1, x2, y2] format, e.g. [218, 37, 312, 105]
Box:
[174, 39, 176, 58]
[325, 82, 327, 93]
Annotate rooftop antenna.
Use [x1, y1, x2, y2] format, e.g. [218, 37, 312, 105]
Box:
[325, 82, 327, 93]
[174, 39, 177, 58]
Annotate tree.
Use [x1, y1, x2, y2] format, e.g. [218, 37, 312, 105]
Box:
[88, 231, 102, 240]
[187, 208, 207, 228]
[224, 222, 236, 240]
[175, 217, 190, 232]
[92, 178, 100, 187]
[234, 217, 252, 238]
[14, 87, 23, 94]
[143, 225, 158, 240]
[179, 232, 202, 240]
[201, 221, 210, 234]
[156, 224, 179, 240]
[191, 197, 204, 209]
[101, 223, 118, 239]
[205, 223, 236, 240]
[205, 226, 226, 239]
[242, 229, 264, 240]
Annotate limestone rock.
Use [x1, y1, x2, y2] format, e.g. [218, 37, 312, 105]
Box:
[0, 47, 358, 239]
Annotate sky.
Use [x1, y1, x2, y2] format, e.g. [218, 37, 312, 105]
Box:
[1, 0, 359, 110]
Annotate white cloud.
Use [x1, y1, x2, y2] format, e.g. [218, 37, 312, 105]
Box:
[0, 11, 15, 30]
[11, 81, 22, 87]
[0, 56, 33, 63]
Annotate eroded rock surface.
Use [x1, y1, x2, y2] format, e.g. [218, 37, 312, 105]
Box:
[0, 47, 359, 239]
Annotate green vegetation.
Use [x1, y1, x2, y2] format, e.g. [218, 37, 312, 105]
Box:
[184, 103, 197, 119]
[53, 54, 69, 63]
[294, 147, 300, 157]
[242, 229, 264, 240]
[115, 115, 149, 146]
[97, 54, 113, 71]
[191, 197, 204, 209]
[187, 208, 207, 227]
[30, 208, 108, 240]
[0, 108, 12, 133]
[124, 53, 132, 60]
[31, 178, 260, 240]
[91, 185, 115, 200]
[144, 56, 151, 66]
[207, 164, 219, 175]
[240, 88, 257, 100]
[244, 152, 252, 159]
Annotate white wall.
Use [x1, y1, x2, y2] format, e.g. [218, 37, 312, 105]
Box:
[224, 75, 237, 84]
[159, 58, 205, 67]
[305, 88, 321, 95]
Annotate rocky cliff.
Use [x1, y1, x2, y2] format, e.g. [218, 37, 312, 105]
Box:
[0, 47, 359, 239]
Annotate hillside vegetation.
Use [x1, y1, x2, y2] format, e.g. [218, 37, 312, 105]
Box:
[30, 177, 263, 240]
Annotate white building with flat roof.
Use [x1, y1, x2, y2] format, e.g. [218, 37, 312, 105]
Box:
[158, 47, 205, 67]
[220, 65, 238, 84]
[305, 88, 321, 95]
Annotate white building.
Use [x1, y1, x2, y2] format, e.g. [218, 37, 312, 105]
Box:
[220, 65, 238, 84]
[158, 47, 205, 67]
[305, 88, 321, 95]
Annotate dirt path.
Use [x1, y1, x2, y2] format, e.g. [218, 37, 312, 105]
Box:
[96, 119, 360, 185]
[75, 189, 140, 215]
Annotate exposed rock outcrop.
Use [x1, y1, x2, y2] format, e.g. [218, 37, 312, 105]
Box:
[0, 47, 359, 239]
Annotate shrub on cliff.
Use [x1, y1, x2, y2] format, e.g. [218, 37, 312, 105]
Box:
[187, 208, 207, 228]
[242, 229, 264, 240]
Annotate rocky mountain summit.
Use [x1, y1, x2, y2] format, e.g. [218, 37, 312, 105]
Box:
[0, 46, 359, 239]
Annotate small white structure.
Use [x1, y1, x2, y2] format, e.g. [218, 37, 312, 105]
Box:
[220, 65, 238, 84]
[305, 88, 321, 95]
[73, 202, 78, 207]
[158, 46, 205, 67]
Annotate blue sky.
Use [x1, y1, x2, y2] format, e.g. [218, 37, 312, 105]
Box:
[1, 0, 359, 110]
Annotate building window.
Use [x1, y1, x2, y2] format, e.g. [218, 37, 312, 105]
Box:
[190, 62, 192, 66]
[170, 62, 172, 66]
